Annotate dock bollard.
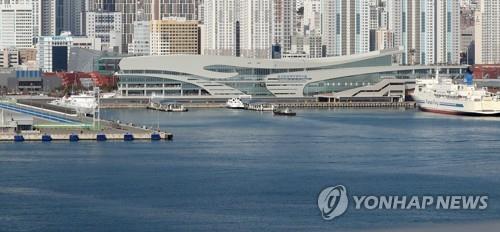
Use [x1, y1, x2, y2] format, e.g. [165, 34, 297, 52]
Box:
[42, 134, 52, 142]
[69, 134, 79, 142]
[96, 133, 107, 141]
[124, 133, 134, 141]
[14, 135, 24, 142]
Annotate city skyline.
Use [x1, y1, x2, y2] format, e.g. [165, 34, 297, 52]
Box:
[0, 0, 498, 71]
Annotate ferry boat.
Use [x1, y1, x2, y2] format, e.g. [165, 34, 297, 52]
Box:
[49, 92, 97, 115]
[226, 97, 246, 109]
[413, 69, 500, 116]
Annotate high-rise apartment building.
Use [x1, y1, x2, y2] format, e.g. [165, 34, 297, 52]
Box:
[0, 0, 34, 49]
[197, 0, 204, 23]
[55, 0, 85, 35]
[284, 33, 322, 59]
[32, 0, 41, 37]
[90, 0, 116, 12]
[303, 0, 321, 35]
[388, 0, 418, 64]
[114, 0, 140, 53]
[88, 0, 201, 53]
[151, 0, 197, 20]
[321, 0, 370, 56]
[150, 18, 199, 56]
[85, 11, 122, 52]
[32, 0, 56, 36]
[240, 0, 273, 59]
[387, 0, 459, 65]
[436, 0, 460, 64]
[419, 0, 460, 64]
[129, 20, 150, 56]
[272, 0, 295, 53]
[374, 28, 394, 51]
[204, 0, 237, 56]
[475, 0, 500, 64]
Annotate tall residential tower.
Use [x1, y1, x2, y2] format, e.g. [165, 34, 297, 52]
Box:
[475, 0, 500, 64]
[240, 0, 273, 58]
[204, 0, 237, 56]
[0, 0, 34, 49]
[321, 0, 370, 56]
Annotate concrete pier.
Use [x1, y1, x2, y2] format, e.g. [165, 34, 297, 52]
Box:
[0, 101, 174, 142]
[0, 131, 173, 142]
[102, 100, 415, 109]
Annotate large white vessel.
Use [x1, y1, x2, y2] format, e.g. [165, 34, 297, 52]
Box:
[413, 70, 500, 116]
[49, 92, 97, 115]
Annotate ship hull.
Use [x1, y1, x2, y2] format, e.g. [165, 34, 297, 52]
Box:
[418, 106, 500, 116]
[414, 94, 500, 116]
[49, 102, 95, 115]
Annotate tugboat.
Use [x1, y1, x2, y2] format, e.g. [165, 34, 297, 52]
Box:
[273, 107, 296, 116]
[413, 67, 500, 116]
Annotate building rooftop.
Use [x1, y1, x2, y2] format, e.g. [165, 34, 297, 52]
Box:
[119, 49, 403, 79]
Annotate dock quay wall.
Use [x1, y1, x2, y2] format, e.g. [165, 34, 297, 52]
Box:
[101, 100, 416, 109]
[0, 132, 173, 142]
[272, 102, 416, 108]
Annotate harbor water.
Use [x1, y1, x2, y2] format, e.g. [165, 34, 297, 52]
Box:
[1, 108, 500, 231]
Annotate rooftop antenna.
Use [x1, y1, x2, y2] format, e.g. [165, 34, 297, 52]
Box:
[93, 87, 101, 130]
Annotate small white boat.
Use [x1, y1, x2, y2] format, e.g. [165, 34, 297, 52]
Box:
[226, 98, 246, 109]
[166, 103, 188, 112]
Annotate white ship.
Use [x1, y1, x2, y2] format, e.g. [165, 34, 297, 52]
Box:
[49, 92, 97, 115]
[413, 69, 500, 116]
[226, 98, 245, 109]
[226, 95, 251, 109]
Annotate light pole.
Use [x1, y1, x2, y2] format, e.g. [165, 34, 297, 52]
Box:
[93, 87, 101, 130]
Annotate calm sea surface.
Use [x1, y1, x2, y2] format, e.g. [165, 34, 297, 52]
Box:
[1, 108, 500, 231]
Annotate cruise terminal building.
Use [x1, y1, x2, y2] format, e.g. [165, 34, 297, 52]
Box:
[117, 49, 468, 99]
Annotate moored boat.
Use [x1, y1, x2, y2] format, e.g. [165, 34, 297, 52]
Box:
[413, 68, 500, 116]
[49, 92, 97, 116]
[226, 98, 246, 109]
[166, 103, 188, 112]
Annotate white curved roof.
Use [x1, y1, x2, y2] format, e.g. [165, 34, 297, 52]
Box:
[119, 49, 403, 79]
